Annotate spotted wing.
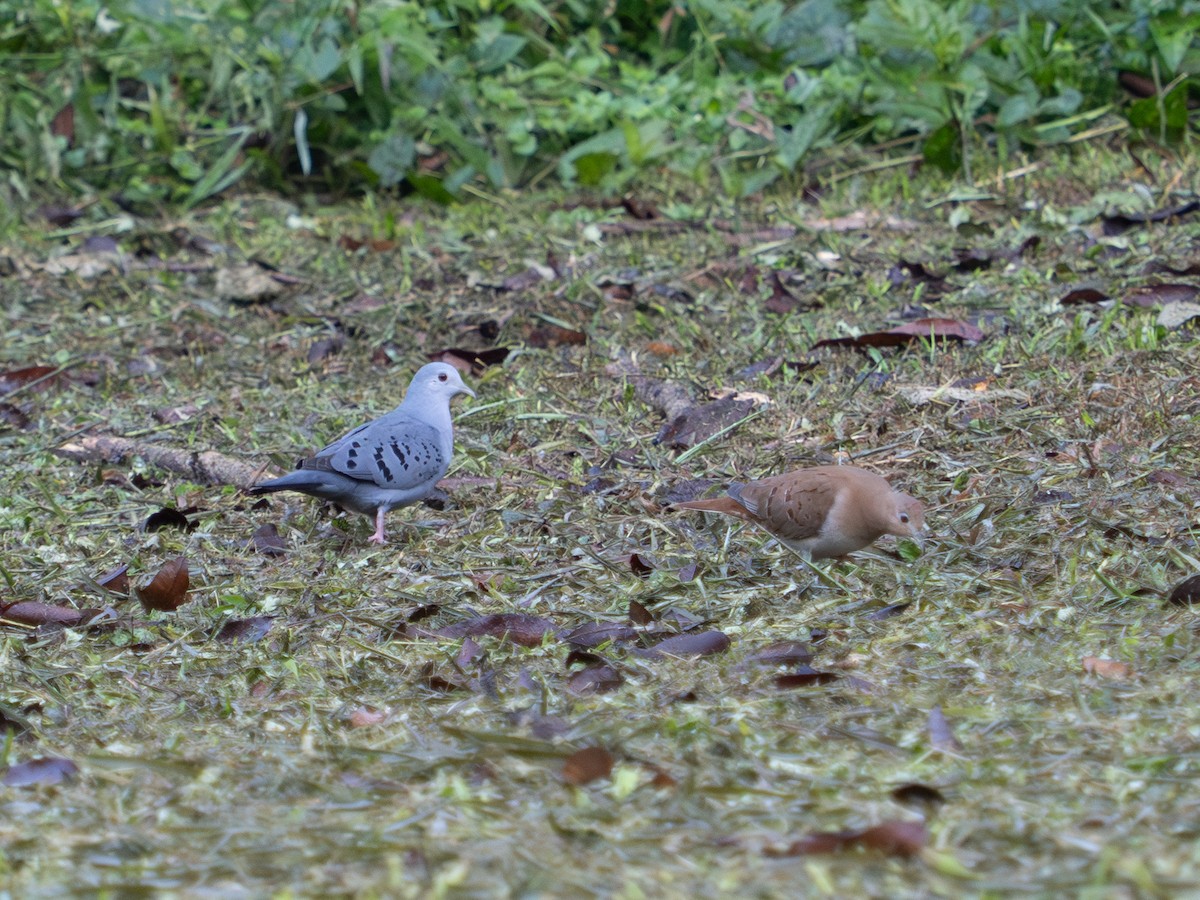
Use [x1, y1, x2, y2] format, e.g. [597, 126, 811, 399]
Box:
[731, 475, 834, 544]
[302, 414, 446, 491]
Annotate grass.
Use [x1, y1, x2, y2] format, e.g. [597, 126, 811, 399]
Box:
[2, 140, 1200, 897]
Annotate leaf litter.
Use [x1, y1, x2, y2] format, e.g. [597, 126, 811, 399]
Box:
[4, 157, 1200, 896]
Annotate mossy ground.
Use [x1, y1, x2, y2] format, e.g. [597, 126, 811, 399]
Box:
[2, 143, 1200, 897]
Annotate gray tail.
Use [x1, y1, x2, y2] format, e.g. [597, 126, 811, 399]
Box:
[247, 472, 324, 496]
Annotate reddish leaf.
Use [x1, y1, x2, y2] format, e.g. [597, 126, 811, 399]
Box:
[1060, 287, 1109, 305]
[0, 601, 86, 628]
[764, 270, 811, 314]
[628, 553, 654, 578]
[813, 317, 983, 350]
[629, 600, 654, 626]
[1167, 574, 1200, 606]
[428, 613, 558, 647]
[50, 104, 75, 143]
[776, 821, 928, 858]
[137, 556, 190, 612]
[95, 564, 130, 595]
[562, 747, 614, 786]
[1082, 656, 1133, 679]
[428, 347, 510, 375]
[528, 324, 587, 348]
[215, 616, 274, 643]
[3, 756, 78, 787]
[639, 630, 731, 659]
[645, 341, 678, 357]
[39, 205, 83, 227]
[0, 366, 61, 395]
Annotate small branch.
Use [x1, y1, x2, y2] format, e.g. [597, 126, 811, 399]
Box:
[56, 434, 269, 489]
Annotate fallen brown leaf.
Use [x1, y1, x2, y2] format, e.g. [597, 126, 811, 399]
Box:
[562, 747, 614, 786]
[137, 556, 190, 612]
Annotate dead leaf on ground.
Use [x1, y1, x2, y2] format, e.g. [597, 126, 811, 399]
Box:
[1081, 656, 1133, 679]
[337, 234, 396, 253]
[215, 616, 274, 643]
[562, 747, 614, 786]
[628, 553, 654, 578]
[2, 756, 79, 787]
[637, 630, 731, 659]
[655, 395, 761, 450]
[249, 523, 287, 556]
[629, 600, 654, 626]
[567, 661, 625, 695]
[1060, 286, 1110, 305]
[1124, 283, 1199, 308]
[1103, 199, 1200, 235]
[744, 641, 813, 667]
[772, 820, 928, 858]
[137, 556, 190, 612]
[813, 317, 984, 350]
[428, 347, 510, 375]
[0, 601, 88, 628]
[426, 613, 559, 647]
[94, 564, 130, 595]
[563, 621, 639, 648]
[527, 324, 587, 348]
[0, 366, 66, 396]
[1167, 574, 1200, 605]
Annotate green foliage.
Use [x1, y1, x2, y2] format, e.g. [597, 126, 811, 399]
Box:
[0, 0, 1196, 203]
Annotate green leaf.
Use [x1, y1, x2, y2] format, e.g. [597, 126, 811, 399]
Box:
[183, 130, 252, 210]
[923, 120, 961, 174]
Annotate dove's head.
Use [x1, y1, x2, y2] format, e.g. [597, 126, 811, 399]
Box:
[885, 492, 926, 541]
[408, 362, 476, 404]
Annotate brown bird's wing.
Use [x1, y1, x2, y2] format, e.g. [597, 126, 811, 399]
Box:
[730, 474, 837, 544]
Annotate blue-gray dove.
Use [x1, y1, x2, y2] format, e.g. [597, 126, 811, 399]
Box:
[249, 362, 475, 544]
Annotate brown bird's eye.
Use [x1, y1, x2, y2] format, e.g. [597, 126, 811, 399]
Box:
[899, 513, 910, 523]
[438, 373, 448, 382]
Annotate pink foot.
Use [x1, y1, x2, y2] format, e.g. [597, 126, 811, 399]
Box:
[368, 509, 387, 544]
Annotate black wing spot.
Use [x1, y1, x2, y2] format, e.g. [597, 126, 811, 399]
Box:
[373, 445, 393, 482]
[388, 439, 409, 471]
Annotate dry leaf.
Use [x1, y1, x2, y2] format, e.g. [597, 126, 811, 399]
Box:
[1081, 656, 1133, 679]
[137, 556, 190, 612]
[562, 747, 614, 786]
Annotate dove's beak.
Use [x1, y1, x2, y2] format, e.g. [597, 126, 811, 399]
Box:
[459, 385, 476, 400]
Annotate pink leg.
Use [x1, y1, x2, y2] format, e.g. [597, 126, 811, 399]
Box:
[368, 508, 387, 544]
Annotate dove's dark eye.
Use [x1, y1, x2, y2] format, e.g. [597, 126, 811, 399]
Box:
[438, 373, 448, 382]
[899, 512, 910, 523]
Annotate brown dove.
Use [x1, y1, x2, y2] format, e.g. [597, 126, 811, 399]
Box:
[672, 465, 924, 559]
